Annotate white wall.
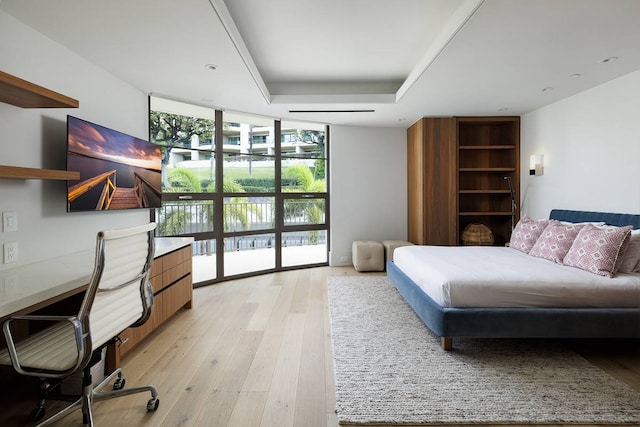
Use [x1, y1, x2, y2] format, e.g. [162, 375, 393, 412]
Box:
[329, 125, 407, 266]
[0, 11, 407, 272]
[520, 69, 640, 220]
[0, 11, 149, 271]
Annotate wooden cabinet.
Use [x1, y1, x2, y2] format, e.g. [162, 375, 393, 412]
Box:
[117, 245, 193, 358]
[407, 116, 520, 246]
[407, 118, 458, 246]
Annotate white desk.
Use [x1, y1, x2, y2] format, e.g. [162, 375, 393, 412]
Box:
[0, 237, 193, 320]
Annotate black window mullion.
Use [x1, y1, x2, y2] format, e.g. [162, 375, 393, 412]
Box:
[274, 119, 282, 269]
[214, 109, 225, 279]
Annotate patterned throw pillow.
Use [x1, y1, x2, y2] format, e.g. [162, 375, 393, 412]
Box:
[529, 221, 584, 263]
[509, 216, 549, 254]
[563, 224, 633, 277]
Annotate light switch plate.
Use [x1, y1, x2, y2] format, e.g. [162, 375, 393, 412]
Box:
[2, 211, 18, 232]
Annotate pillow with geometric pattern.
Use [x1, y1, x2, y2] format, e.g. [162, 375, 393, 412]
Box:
[562, 224, 633, 277]
[529, 221, 584, 264]
[509, 215, 549, 254]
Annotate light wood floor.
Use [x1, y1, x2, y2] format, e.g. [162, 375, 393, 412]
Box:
[1, 266, 639, 427]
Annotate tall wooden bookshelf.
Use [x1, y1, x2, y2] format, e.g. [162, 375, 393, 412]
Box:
[407, 116, 520, 246]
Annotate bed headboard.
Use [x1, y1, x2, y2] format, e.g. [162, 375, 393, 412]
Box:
[549, 209, 640, 229]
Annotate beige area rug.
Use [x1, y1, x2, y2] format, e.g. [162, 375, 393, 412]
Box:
[327, 276, 640, 425]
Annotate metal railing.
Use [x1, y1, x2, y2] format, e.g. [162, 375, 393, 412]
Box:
[156, 200, 326, 256]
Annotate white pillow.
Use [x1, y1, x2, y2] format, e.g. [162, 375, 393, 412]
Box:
[618, 229, 640, 273]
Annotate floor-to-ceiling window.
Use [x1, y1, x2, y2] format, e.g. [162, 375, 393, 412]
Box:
[280, 120, 328, 268]
[221, 111, 277, 277]
[149, 96, 329, 285]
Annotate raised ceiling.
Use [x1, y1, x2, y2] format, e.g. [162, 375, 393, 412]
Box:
[2, 0, 640, 127]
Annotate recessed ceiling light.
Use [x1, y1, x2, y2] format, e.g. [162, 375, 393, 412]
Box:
[541, 86, 553, 92]
[569, 73, 582, 79]
[205, 64, 218, 71]
[600, 56, 618, 63]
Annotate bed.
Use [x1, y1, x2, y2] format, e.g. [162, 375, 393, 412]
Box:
[387, 209, 640, 350]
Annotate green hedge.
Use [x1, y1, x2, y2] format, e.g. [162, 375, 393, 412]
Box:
[191, 177, 303, 192]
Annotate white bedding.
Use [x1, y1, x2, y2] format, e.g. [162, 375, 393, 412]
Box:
[393, 245, 640, 308]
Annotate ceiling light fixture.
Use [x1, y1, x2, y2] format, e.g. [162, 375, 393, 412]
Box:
[205, 64, 218, 71]
[569, 73, 582, 78]
[541, 86, 553, 92]
[600, 56, 618, 63]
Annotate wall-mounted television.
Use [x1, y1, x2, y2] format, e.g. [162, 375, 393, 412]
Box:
[66, 115, 162, 212]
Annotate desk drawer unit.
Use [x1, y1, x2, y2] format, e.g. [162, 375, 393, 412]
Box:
[119, 245, 192, 357]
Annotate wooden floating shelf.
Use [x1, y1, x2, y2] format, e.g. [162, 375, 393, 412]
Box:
[0, 70, 79, 108]
[459, 190, 512, 194]
[459, 211, 512, 216]
[459, 145, 516, 150]
[0, 165, 79, 180]
[459, 168, 516, 172]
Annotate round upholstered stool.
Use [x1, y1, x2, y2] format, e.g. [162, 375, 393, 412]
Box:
[352, 240, 384, 272]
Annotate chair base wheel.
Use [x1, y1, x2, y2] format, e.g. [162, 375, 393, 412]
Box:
[147, 397, 160, 412]
[29, 406, 46, 422]
[113, 378, 126, 390]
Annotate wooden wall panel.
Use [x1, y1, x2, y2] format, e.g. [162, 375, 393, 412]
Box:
[407, 120, 424, 244]
[422, 118, 458, 246]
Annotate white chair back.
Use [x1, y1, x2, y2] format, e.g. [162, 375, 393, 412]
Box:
[81, 223, 156, 353]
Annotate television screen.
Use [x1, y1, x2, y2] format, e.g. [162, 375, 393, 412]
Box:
[66, 115, 162, 212]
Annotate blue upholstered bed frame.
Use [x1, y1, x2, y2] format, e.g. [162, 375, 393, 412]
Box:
[387, 209, 640, 350]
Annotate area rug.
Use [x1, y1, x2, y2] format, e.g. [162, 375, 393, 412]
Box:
[327, 276, 640, 425]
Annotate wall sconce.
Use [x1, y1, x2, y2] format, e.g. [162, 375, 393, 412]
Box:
[529, 154, 544, 176]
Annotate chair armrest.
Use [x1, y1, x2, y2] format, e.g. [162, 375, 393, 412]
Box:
[3, 315, 85, 377]
[5, 314, 77, 322]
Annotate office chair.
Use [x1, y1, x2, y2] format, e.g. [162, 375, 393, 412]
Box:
[0, 222, 159, 426]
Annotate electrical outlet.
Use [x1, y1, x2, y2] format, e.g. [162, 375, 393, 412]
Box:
[4, 241, 18, 264]
[2, 211, 18, 232]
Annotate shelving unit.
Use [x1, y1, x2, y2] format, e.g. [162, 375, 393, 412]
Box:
[457, 117, 520, 244]
[0, 70, 79, 180]
[407, 116, 520, 246]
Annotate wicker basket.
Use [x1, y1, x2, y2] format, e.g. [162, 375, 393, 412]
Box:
[462, 223, 494, 246]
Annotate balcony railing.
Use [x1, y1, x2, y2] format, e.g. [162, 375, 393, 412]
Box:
[156, 200, 326, 256]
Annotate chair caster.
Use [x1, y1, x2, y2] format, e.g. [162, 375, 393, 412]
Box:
[29, 406, 46, 422]
[147, 397, 160, 412]
[113, 378, 126, 390]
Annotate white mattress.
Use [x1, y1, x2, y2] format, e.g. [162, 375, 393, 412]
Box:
[393, 245, 640, 308]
